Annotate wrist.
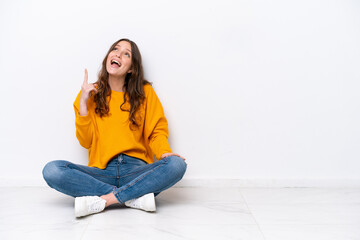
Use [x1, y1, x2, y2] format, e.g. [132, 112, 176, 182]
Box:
[79, 97, 88, 104]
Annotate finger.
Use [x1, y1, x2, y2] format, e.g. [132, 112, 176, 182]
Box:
[177, 154, 186, 160]
[173, 153, 186, 160]
[83, 68, 88, 84]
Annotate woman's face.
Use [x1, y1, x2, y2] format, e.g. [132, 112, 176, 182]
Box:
[106, 41, 132, 77]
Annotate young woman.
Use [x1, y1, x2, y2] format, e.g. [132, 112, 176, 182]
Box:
[42, 38, 187, 218]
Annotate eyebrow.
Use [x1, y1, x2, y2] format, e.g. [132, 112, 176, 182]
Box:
[115, 44, 131, 53]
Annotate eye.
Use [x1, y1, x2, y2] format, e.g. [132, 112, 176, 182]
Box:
[125, 52, 130, 57]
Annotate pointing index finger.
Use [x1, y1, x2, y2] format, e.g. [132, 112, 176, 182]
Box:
[84, 68, 88, 84]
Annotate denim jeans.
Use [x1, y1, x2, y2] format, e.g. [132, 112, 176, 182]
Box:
[42, 153, 187, 203]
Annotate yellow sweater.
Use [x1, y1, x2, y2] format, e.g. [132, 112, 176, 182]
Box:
[73, 84, 172, 169]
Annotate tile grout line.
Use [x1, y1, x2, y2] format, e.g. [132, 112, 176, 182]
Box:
[238, 188, 267, 240]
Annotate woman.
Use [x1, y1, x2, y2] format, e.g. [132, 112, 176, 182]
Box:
[42, 38, 187, 218]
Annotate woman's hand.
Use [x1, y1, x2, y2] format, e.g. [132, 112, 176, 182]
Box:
[79, 68, 98, 116]
[80, 68, 98, 104]
[161, 152, 186, 161]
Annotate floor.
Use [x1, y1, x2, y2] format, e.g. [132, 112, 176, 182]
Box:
[0, 187, 359, 240]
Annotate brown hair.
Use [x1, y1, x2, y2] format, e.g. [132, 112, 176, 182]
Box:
[93, 38, 152, 129]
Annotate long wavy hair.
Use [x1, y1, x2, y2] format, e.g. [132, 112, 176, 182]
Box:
[93, 39, 152, 129]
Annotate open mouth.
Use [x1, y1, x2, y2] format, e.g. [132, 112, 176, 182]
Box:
[111, 59, 121, 68]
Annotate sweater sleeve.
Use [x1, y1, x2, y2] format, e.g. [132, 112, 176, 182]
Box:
[73, 91, 93, 149]
[144, 85, 172, 160]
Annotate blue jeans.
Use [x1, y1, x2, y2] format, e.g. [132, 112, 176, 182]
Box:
[42, 153, 187, 203]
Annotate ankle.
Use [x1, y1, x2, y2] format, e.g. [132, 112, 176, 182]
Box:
[100, 192, 118, 208]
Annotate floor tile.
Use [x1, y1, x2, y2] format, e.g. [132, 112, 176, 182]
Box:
[246, 203, 360, 225]
[259, 224, 360, 240]
[0, 187, 91, 225]
[0, 222, 88, 240]
[83, 223, 265, 240]
[240, 188, 360, 225]
[240, 188, 360, 204]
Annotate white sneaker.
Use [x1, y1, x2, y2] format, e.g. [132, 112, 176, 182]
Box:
[74, 196, 107, 217]
[125, 193, 156, 212]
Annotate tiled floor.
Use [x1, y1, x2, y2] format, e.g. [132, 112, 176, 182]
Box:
[0, 187, 359, 239]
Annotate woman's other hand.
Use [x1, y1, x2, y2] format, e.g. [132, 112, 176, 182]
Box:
[161, 152, 186, 161]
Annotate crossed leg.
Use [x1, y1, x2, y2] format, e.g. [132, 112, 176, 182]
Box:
[42, 155, 187, 209]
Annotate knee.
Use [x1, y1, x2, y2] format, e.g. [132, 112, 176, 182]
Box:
[42, 160, 67, 187]
[165, 155, 187, 179]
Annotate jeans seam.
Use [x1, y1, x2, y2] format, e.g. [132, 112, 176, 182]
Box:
[112, 186, 124, 203]
[113, 158, 168, 198]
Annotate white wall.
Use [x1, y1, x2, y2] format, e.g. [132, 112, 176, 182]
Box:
[0, 0, 359, 187]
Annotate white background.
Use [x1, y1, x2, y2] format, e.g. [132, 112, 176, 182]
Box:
[0, 0, 359, 186]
